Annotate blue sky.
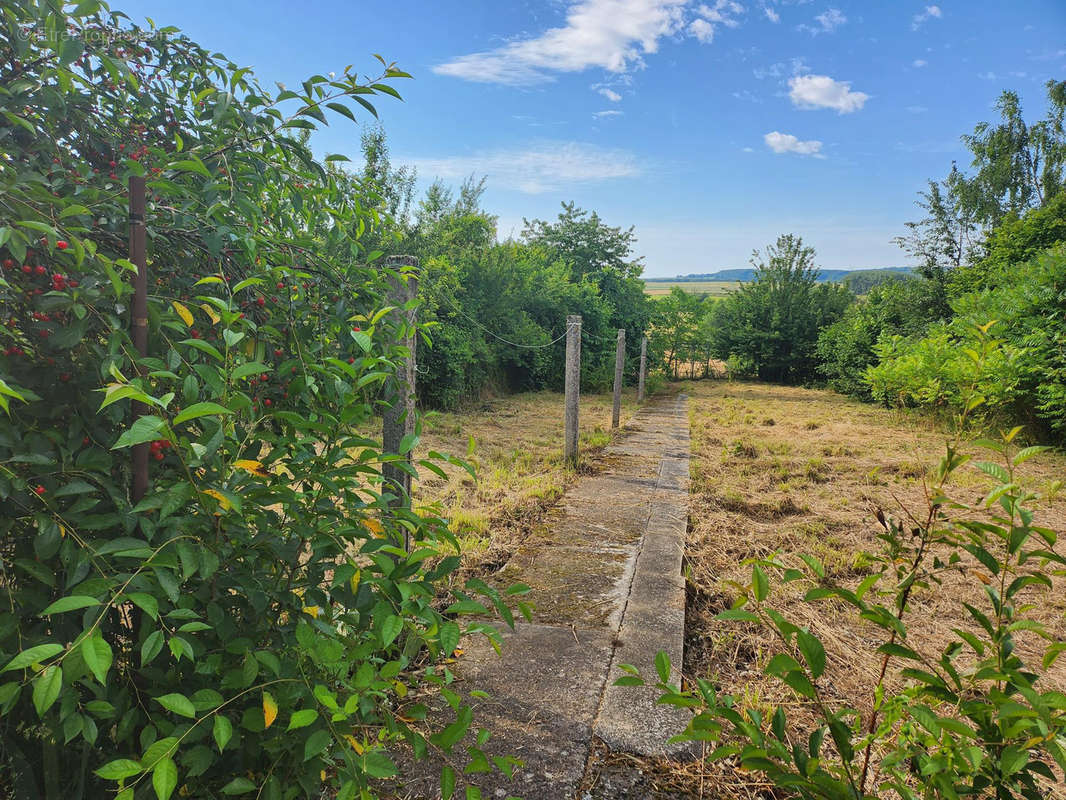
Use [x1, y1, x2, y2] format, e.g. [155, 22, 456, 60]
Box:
[133, 1, 1065, 277]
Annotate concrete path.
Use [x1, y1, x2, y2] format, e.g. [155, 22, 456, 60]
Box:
[394, 394, 692, 799]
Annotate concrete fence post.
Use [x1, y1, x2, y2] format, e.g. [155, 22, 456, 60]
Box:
[564, 315, 582, 467]
[611, 328, 625, 428]
[637, 335, 648, 403]
[382, 255, 419, 548]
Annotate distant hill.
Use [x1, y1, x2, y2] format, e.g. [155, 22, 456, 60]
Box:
[657, 267, 914, 283]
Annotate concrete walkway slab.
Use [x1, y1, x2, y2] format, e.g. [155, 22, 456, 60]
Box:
[391, 394, 692, 799]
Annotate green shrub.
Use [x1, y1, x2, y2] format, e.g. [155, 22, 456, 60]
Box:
[0, 4, 524, 798]
[817, 278, 947, 399]
[866, 247, 1066, 439]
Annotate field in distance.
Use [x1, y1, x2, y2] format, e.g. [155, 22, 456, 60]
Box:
[642, 279, 739, 298]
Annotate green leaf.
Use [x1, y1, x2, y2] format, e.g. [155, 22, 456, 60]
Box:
[95, 759, 144, 780]
[142, 630, 164, 666]
[3, 643, 64, 672]
[381, 615, 403, 647]
[439, 621, 460, 656]
[752, 565, 769, 602]
[173, 402, 233, 425]
[127, 592, 159, 620]
[655, 650, 672, 683]
[441, 765, 456, 800]
[213, 714, 233, 752]
[221, 777, 257, 794]
[81, 631, 113, 684]
[32, 665, 62, 717]
[40, 595, 100, 615]
[303, 729, 331, 761]
[156, 693, 196, 718]
[113, 415, 169, 449]
[287, 709, 318, 731]
[796, 630, 826, 680]
[152, 757, 178, 800]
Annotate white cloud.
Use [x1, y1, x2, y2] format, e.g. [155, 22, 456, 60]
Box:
[688, 17, 716, 42]
[433, 0, 688, 85]
[598, 87, 623, 101]
[788, 74, 869, 113]
[593, 109, 624, 118]
[978, 71, 997, 80]
[911, 5, 942, 30]
[764, 131, 825, 157]
[403, 141, 641, 194]
[763, 5, 780, 22]
[754, 56, 808, 80]
[906, 105, 928, 113]
[912, 58, 928, 67]
[799, 7, 846, 34]
[686, 0, 745, 44]
[742, 146, 756, 152]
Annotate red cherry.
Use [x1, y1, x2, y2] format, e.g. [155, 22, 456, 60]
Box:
[2, 259, 13, 269]
[34, 485, 46, 495]
[276, 282, 284, 289]
[256, 297, 266, 307]
[190, 329, 201, 339]
[21, 265, 31, 274]
[82, 436, 90, 445]
[347, 357, 355, 364]
[154, 451, 164, 461]
[56, 240, 68, 250]
[260, 374, 268, 382]
[274, 349, 283, 357]
[264, 398, 272, 407]
[352, 326, 361, 332]
[35, 265, 46, 275]
[291, 366, 297, 374]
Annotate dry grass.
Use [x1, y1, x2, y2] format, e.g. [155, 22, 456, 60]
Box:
[409, 388, 646, 572]
[665, 380, 1066, 799]
[581, 379, 1066, 798]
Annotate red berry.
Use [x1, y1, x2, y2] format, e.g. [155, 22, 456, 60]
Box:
[274, 349, 283, 357]
[352, 326, 361, 332]
[190, 329, 201, 339]
[347, 357, 355, 364]
[2, 259, 12, 269]
[34, 485, 46, 496]
[154, 451, 164, 461]
[56, 240, 68, 250]
[21, 265, 31, 274]
[68, 280, 78, 288]
[35, 265, 46, 275]
[291, 366, 297, 374]
[256, 297, 265, 307]
[276, 282, 284, 289]
[82, 436, 90, 445]
[264, 398, 272, 407]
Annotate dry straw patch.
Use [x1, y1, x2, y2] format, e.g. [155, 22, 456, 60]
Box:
[671, 380, 1066, 799]
[409, 388, 643, 573]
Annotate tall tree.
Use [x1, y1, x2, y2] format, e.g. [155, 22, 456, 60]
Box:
[710, 235, 852, 383]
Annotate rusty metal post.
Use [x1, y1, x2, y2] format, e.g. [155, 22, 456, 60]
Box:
[129, 176, 148, 504]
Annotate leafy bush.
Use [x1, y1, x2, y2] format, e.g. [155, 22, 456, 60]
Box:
[0, 3, 523, 798]
[816, 278, 947, 399]
[866, 248, 1066, 440]
[624, 419, 1066, 799]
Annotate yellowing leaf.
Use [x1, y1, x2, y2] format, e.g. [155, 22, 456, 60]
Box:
[201, 489, 231, 510]
[349, 569, 361, 594]
[974, 570, 992, 585]
[345, 735, 365, 754]
[199, 303, 220, 325]
[262, 691, 278, 729]
[365, 518, 383, 536]
[172, 301, 194, 327]
[234, 459, 269, 478]
[302, 606, 320, 619]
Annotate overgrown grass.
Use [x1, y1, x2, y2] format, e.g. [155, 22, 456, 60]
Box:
[411, 388, 645, 564]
